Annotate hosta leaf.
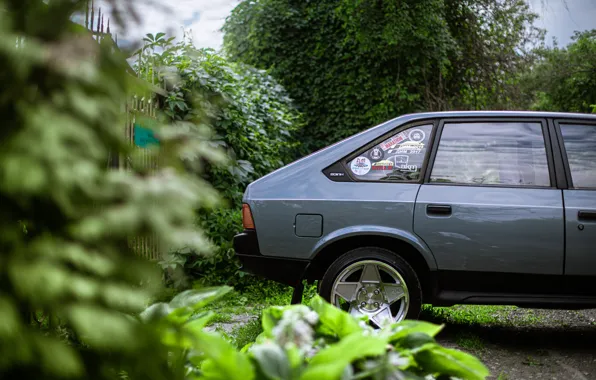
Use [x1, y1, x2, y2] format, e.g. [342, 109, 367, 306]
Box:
[309, 295, 361, 338]
[261, 306, 285, 336]
[299, 332, 388, 380]
[169, 286, 232, 310]
[386, 320, 444, 344]
[196, 330, 255, 380]
[251, 342, 291, 380]
[413, 343, 489, 380]
[139, 302, 172, 322]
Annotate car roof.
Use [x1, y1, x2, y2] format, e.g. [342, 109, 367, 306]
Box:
[400, 110, 596, 121]
[245, 110, 596, 199]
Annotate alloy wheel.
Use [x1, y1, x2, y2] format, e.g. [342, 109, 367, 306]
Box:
[330, 260, 409, 327]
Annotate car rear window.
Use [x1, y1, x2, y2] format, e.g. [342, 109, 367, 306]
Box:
[347, 124, 433, 182]
[430, 121, 550, 187]
[560, 123, 596, 188]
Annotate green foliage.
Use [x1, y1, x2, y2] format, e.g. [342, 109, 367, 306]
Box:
[524, 30, 596, 113]
[149, 289, 489, 380]
[135, 33, 302, 285]
[0, 1, 228, 378]
[231, 317, 263, 349]
[223, 0, 543, 152]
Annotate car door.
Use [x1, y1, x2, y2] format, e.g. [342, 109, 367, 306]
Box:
[556, 119, 596, 276]
[413, 118, 564, 276]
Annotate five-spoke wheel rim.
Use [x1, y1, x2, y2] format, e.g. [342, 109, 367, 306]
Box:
[330, 260, 409, 327]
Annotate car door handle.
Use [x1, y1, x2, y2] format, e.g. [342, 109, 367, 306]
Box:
[578, 210, 596, 221]
[427, 204, 452, 216]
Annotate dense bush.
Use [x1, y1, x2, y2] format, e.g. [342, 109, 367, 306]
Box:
[145, 289, 490, 380]
[223, 0, 543, 152]
[522, 30, 596, 113]
[135, 33, 302, 286]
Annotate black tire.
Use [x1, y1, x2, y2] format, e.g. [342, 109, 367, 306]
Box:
[318, 247, 422, 322]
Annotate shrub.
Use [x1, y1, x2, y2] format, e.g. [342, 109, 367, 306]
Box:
[136, 32, 303, 286]
[145, 288, 490, 380]
[0, 1, 225, 378]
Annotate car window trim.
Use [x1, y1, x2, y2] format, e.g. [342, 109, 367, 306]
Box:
[338, 118, 439, 184]
[423, 117, 557, 189]
[547, 118, 568, 189]
[554, 118, 596, 190]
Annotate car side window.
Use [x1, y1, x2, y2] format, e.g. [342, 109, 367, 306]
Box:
[430, 122, 550, 186]
[347, 124, 433, 181]
[560, 123, 596, 188]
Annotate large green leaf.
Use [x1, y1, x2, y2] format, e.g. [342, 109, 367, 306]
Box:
[299, 332, 388, 380]
[139, 302, 172, 322]
[261, 306, 285, 336]
[196, 330, 255, 380]
[413, 343, 489, 380]
[309, 296, 361, 338]
[385, 320, 443, 345]
[169, 286, 232, 310]
[251, 343, 291, 380]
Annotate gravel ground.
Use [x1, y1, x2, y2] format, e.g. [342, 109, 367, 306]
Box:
[430, 309, 596, 379]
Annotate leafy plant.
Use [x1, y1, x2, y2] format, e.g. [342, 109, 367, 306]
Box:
[134, 32, 303, 286]
[524, 30, 596, 113]
[223, 0, 544, 152]
[0, 0, 226, 379]
[146, 290, 490, 380]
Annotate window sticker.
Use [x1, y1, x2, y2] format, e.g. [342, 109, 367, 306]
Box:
[379, 132, 406, 151]
[348, 124, 432, 182]
[387, 142, 424, 155]
[350, 156, 371, 175]
[369, 147, 384, 161]
[371, 160, 394, 171]
[408, 128, 426, 142]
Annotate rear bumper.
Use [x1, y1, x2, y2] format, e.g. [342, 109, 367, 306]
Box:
[233, 231, 309, 287]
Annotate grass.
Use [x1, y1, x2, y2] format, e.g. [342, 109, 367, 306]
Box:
[203, 281, 318, 315]
[205, 313, 233, 326]
[455, 331, 485, 351]
[496, 372, 509, 380]
[421, 304, 544, 327]
[231, 317, 263, 349]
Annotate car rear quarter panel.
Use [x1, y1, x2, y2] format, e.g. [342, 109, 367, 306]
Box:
[247, 175, 435, 267]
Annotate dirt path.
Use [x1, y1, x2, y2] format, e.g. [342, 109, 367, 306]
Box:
[426, 309, 596, 379]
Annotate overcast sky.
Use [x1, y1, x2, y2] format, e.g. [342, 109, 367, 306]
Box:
[101, 0, 595, 50]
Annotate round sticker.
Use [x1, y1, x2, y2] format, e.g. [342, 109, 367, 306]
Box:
[369, 147, 384, 161]
[351, 157, 371, 176]
[408, 129, 426, 142]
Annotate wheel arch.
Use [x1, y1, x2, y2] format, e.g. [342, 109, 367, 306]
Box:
[305, 228, 437, 302]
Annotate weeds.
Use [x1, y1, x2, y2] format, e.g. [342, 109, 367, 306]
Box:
[231, 317, 263, 349]
[205, 313, 233, 326]
[421, 304, 543, 327]
[455, 331, 485, 351]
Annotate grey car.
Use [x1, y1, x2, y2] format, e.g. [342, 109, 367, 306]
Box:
[233, 111, 596, 327]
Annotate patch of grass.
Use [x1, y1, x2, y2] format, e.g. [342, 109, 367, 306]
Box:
[496, 372, 509, 380]
[421, 304, 543, 327]
[455, 331, 485, 351]
[205, 313, 233, 327]
[230, 317, 263, 349]
[202, 281, 318, 315]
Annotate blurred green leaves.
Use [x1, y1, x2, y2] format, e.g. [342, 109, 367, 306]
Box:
[163, 294, 490, 380]
[0, 1, 226, 379]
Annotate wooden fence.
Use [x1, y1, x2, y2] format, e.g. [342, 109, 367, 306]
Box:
[84, 2, 163, 261]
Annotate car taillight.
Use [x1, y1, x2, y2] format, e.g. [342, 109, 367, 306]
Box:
[242, 203, 255, 230]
